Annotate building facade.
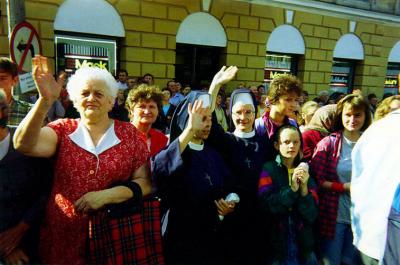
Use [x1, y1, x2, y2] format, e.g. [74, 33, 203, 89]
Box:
[1, 0, 400, 97]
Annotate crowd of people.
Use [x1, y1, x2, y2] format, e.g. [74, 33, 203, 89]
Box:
[0, 55, 399, 265]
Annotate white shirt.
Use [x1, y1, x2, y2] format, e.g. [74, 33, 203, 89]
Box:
[116, 81, 128, 90]
[351, 110, 400, 261]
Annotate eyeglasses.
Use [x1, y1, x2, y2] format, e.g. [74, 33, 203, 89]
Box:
[232, 110, 255, 117]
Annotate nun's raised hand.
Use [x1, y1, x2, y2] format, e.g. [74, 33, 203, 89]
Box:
[211, 66, 238, 87]
[32, 55, 62, 103]
[187, 100, 210, 132]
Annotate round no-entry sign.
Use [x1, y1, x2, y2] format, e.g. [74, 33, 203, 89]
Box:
[9, 21, 42, 72]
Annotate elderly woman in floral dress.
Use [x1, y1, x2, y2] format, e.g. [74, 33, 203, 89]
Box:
[14, 56, 150, 265]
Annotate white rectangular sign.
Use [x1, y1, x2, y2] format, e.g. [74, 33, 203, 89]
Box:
[18, 72, 37, 94]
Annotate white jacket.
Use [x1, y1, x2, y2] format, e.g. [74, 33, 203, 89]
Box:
[351, 110, 400, 261]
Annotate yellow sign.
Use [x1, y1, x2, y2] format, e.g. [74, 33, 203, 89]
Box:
[75, 59, 108, 69]
[264, 69, 291, 82]
[385, 79, 397, 85]
[398, 73, 400, 90]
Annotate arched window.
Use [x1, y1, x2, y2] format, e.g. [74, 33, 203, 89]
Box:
[54, 0, 124, 37]
[265, 25, 305, 87]
[267, 24, 305, 55]
[54, 0, 124, 75]
[330, 33, 364, 93]
[333, 34, 364, 60]
[176, 12, 226, 47]
[175, 12, 227, 87]
[384, 41, 400, 95]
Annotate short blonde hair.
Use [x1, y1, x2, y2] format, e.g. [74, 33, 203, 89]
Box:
[126, 84, 162, 111]
[67, 67, 118, 106]
[374, 95, 400, 121]
[299, 100, 319, 125]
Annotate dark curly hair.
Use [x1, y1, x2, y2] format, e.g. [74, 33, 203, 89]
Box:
[0, 57, 18, 77]
[267, 74, 302, 105]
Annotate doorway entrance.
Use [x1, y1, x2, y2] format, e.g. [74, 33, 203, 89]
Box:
[175, 43, 223, 89]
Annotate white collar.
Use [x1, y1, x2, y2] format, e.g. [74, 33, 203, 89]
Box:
[188, 141, 204, 151]
[68, 121, 121, 156]
[233, 129, 255, 138]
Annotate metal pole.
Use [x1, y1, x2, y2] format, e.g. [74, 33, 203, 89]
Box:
[6, 0, 25, 97]
[192, 46, 197, 85]
[6, 0, 25, 38]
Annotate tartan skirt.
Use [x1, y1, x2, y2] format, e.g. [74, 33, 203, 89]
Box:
[87, 198, 164, 265]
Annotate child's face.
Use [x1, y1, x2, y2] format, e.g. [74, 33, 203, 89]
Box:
[274, 128, 301, 159]
[273, 92, 300, 117]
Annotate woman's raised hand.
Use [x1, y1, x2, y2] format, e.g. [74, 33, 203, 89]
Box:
[32, 55, 62, 102]
[211, 66, 238, 87]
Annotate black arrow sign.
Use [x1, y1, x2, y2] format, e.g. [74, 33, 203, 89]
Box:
[17, 40, 35, 58]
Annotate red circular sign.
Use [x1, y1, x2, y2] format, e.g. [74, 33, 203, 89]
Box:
[9, 21, 42, 72]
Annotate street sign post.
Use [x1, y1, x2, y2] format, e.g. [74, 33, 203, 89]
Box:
[9, 21, 42, 73]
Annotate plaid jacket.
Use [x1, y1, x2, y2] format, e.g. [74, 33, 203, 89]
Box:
[8, 98, 32, 128]
[310, 131, 343, 239]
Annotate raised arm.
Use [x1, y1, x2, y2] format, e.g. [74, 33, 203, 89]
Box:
[13, 56, 61, 157]
[208, 66, 238, 112]
[151, 100, 210, 178]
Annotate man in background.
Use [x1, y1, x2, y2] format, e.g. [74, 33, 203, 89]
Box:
[116, 69, 129, 90]
[0, 89, 51, 265]
[0, 58, 32, 127]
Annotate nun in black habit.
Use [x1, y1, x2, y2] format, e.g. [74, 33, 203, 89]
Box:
[152, 91, 235, 265]
[207, 66, 276, 264]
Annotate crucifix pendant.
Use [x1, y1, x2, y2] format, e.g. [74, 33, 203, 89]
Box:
[244, 158, 251, 168]
[205, 174, 213, 186]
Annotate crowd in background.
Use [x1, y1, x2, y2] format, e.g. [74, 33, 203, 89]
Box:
[0, 55, 399, 265]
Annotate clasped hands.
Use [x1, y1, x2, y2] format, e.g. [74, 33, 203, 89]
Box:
[291, 167, 310, 193]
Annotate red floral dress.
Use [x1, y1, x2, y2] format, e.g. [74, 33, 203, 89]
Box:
[39, 119, 149, 265]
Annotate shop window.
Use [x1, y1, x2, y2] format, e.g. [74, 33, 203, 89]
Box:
[384, 63, 400, 95]
[175, 43, 223, 89]
[330, 60, 356, 94]
[55, 35, 117, 76]
[264, 53, 298, 90]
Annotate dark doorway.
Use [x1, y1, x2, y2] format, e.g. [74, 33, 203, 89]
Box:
[175, 43, 223, 89]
